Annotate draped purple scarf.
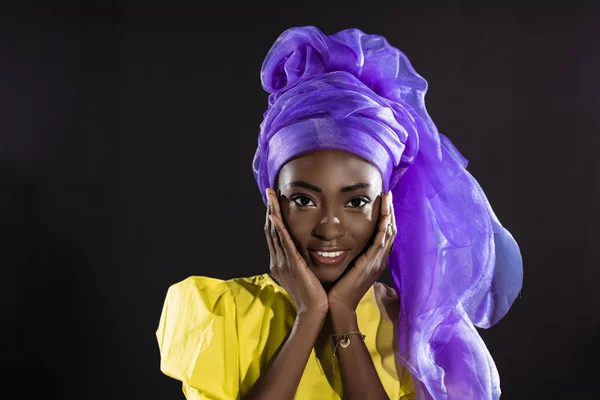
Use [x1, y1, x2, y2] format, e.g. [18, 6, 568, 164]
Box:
[252, 26, 523, 399]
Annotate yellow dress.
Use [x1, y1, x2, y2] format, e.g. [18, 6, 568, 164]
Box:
[156, 273, 415, 399]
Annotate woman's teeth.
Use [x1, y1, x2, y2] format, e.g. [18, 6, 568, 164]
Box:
[316, 251, 344, 257]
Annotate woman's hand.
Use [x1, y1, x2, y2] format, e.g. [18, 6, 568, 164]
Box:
[265, 188, 329, 319]
[328, 191, 396, 313]
[246, 188, 329, 400]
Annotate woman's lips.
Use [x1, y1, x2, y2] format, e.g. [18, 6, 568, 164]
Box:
[308, 250, 349, 266]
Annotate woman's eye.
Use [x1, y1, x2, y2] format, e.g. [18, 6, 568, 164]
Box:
[292, 196, 315, 207]
[346, 198, 369, 208]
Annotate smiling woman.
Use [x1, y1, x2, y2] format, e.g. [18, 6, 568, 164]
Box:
[155, 26, 523, 400]
[277, 150, 383, 285]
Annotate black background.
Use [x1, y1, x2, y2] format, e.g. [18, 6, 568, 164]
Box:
[1, 1, 598, 399]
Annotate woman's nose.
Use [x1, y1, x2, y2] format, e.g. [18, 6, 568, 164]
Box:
[311, 210, 345, 241]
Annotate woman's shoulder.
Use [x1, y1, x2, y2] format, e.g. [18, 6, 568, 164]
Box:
[157, 275, 244, 390]
[165, 273, 284, 307]
[164, 275, 232, 308]
[226, 273, 292, 309]
[157, 274, 276, 336]
[161, 273, 293, 336]
[169, 273, 273, 290]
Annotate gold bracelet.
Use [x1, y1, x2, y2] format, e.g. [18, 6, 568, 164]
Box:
[329, 331, 366, 375]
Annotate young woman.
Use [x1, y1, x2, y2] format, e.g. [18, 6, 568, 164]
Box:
[156, 26, 523, 400]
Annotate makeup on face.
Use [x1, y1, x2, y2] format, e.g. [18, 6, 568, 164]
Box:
[277, 149, 383, 284]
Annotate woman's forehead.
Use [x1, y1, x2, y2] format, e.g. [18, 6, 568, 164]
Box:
[278, 150, 382, 189]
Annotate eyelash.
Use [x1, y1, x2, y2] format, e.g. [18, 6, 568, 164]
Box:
[291, 195, 371, 209]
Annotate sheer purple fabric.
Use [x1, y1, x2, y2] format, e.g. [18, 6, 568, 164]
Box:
[252, 26, 523, 399]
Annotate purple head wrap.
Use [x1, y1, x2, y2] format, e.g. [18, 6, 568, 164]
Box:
[252, 26, 523, 400]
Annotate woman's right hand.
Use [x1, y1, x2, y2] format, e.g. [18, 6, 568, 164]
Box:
[265, 188, 329, 319]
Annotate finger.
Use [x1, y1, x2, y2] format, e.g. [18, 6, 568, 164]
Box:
[269, 214, 286, 266]
[268, 189, 302, 264]
[380, 190, 392, 223]
[371, 223, 390, 261]
[363, 192, 394, 265]
[382, 191, 395, 252]
[389, 190, 396, 234]
[267, 191, 286, 263]
[375, 192, 393, 242]
[264, 198, 277, 263]
[270, 212, 302, 265]
[279, 214, 300, 261]
[386, 191, 397, 256]
[268, 187, 283, 219]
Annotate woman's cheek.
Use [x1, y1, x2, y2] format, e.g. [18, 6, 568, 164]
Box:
[353, 205, 377, 223]
[348, 213, 375, 237]
[285, 209, 312, 238]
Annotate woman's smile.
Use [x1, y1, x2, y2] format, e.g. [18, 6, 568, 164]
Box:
[308, 249, 350, 266]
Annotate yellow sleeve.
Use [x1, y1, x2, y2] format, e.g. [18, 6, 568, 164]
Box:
[156, 276, 239, 400]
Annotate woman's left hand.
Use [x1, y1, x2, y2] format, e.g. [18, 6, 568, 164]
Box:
[328, 191, 396, 313]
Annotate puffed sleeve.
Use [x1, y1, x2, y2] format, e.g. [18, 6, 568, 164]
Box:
[156, 276, 239, 400]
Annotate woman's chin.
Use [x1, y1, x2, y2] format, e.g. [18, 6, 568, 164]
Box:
[310, 266, 347, 285]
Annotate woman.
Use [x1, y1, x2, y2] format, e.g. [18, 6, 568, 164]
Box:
[156, 26, 523, 400]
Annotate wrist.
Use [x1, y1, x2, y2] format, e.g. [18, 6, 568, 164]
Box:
[295, 309, 327, 330]
[328, 290, 359, 315]
[328, 300, 356, 317]
[328, 306, 358, 332]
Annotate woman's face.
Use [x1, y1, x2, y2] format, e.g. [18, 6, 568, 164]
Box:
[276, 149, 383, 284]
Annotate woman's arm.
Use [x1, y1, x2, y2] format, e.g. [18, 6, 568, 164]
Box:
[329, 305, 390, 400]
[245, 189, 330, 399]
[326, 191, 397, 400]
[243, 311, 325, 400]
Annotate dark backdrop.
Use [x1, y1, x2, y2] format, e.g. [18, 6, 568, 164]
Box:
[1, 1, 598, 399]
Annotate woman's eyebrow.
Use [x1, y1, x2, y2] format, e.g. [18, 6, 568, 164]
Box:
[340, 182, 372, 193]
[286, 181, 372, 193]
[287, 181, 321, 192]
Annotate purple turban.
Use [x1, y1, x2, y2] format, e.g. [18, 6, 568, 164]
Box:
[252, 26, 523, 400]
